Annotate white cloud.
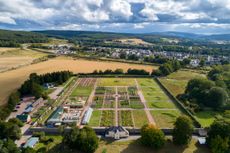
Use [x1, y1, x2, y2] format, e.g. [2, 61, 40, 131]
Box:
[0, 0, 230, 34]
[0, 16, 16, 24]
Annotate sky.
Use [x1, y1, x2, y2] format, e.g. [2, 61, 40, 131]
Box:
[0, 0, 230, 34]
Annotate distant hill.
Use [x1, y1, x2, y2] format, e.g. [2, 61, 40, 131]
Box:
[0, 29, 48, 43]
[35, 30, 230, 41]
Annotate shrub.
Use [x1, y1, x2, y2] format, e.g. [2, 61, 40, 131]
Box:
[173, 116, 194, 145]
[210, 135, 229, 153]
[140, 124, 165, 149]
[63, 126, 99, 153]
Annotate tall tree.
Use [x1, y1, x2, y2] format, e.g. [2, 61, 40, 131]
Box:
[173, 116, 194, 145]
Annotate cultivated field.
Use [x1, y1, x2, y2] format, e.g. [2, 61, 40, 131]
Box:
[113, 38, 152, 46]
[0, 56, 154, 105]
[0, 47, 48, 72]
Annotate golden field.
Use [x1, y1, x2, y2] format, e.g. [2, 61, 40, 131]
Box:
[0, 56, 156, 105]
[0, 48, 48, 72]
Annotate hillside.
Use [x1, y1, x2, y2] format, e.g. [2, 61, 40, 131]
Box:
[0, 29, 48, 47]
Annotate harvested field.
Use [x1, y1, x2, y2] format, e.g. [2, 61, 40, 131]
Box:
[0, 56, 154, 105]
[0, 48, 48, 72]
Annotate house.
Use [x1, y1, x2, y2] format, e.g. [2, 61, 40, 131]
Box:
[190, 59, 200, 67]
[105, 126, 129, 139]
[23, 137, 39, 148]
[16, 114, 31, 123]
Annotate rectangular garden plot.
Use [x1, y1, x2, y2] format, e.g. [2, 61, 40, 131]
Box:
[118, 110, 134, 127]
[88, 110, 101, 127]
[118, 95, 130, 108]
[150, 110, 181, 128]
[91, 96, 104, 108]
[132, 110, 149, 128]
[100, 110, 115, 127]
[104, 94, 115, 108]
[129, 96, 144, 109]
[98, 78, 135, 86]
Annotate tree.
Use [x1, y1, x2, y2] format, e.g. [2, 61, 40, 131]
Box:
[207, 120, 230, 146]
[140, 124, 165, 149]
[210, 135, 229, 153]
[4, 123, 21, 140]
[8, 118, 24, 127]
[207, 87, 228, 108]
[63, 126, 98, 153]
[173, 116, 194, 145]
[0, 139, 20, 153]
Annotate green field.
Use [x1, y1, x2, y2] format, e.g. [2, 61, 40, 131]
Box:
[98, 78, 136, 86]
[150, 110, 181, 128]
[132, 110, 149, 128]
[159, 69, 206, 96]
[158, 69, 220, 127]
[89, 110, 101, 127]
[195, 111, 217, 127]
[70, 86, 93, 97]
[137, 78, 176, 109]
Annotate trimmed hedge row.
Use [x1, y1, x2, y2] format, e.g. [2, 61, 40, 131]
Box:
[154, 78, 201, 128]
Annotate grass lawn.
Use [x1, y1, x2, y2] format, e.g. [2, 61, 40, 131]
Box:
[35, 135, 63, 151]
[88, 110, 101, 127]
[159, 69, 206, 96]
[132, 110, 149, 128]
[70, 86, 93, 97]
[98, 78, 136, 86]
[151, 110, 181, 128]
[195, 111, 217, 127]
[147, 101, 176, 109]
[95, 138, 210, 153]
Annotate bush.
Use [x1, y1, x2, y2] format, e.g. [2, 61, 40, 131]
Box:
[63, 126, 99, 153]
[173, 116, 194, 145]
[140, 124, 165, 149]
[210, 135, 229, 153]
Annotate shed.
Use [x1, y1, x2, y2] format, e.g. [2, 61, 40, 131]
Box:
[23, 137, 39, 148]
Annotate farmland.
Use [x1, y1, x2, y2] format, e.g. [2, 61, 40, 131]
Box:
[0, 47, 48, 72]
[0, 56, 154, 105]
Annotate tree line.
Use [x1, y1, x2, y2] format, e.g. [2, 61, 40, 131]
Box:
[152, 59, 183, 76]
[89, 68, 150, 75]
[0, 29, 48, 47]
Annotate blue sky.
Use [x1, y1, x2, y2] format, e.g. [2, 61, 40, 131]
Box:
[0, 0, 230, 34]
